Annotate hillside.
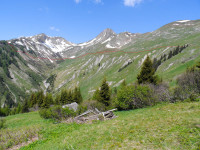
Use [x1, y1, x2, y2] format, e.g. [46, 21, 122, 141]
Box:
[52, 19, 200, 99]
[0, 19, 200, 105]
[2, 101, 200, 149]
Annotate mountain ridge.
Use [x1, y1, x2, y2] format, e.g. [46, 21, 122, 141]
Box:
[1, 19, 200, 106]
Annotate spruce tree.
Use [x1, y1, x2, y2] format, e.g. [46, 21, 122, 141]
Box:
[99, 78, 111, 106]
[55, 94, 61, 105]
[29, 93, 37, 107]
[73, 87, 83, 104]
[16, 104, 22, 114]
[60, 89, 67, 105]
[21, 99, 29, 113]
[137, 56, 158, 85]
[93, 88, 100, 101]
[37, 91, 45, 107]
[67, 90, 73, 103]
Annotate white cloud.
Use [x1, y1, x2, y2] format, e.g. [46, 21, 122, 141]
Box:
[74, 0, 81, 3]
[74, 0, 102, 4]
[94, 0, 101, 3]
[124, 0, 143, 7]
[49, 26, 60, 32]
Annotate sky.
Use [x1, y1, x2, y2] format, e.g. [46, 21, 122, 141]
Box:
[0, 0, 199, 43]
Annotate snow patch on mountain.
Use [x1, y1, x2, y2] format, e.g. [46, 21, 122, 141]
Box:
[176, 20, 190, 23]
[106, 44, 116, 49]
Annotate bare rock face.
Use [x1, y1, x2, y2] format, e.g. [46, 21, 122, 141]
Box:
[62, 102, 79, 112]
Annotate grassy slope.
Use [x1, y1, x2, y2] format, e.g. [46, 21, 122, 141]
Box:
[2, 101, 200, 150]
[52, 20, 200, 100]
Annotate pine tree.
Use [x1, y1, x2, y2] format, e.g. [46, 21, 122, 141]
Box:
[55, 94, 61, 105]
[29, 93, 37, 107]
[67, 90, 73, 103]
[99, 78, 111, 106]
[16, 104, 22, 114]
[37, 91, 45, 107]
[60, 89, 68, 105]
[168, 50, 173, 59]
[21, 99, 29, 113]
[92, 88, 100, 101]
[137, 56, 158, 85]
[73, 87, 83, 104]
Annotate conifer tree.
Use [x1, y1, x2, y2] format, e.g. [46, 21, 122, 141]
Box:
[67, 90, 73, 103]
[29, 93, 37, 107]
[168, 50, 173, 59]
[60, 89, 68, 105]
[137, 56, 158, 85]
[99, 78, 111, 106]
[73, 87, 83, 104]
[16, 104, 22, 114]
[21, 99, 29, 113]
[55, 94, 61, 105]
[37, 91, 45, 107]
[93, 88, 100, 101]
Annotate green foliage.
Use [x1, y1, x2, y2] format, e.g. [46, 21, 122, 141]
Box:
[73, 87, 83, 104]
[41, 93, 53, 108]
[26, 70, 43, 86]
[116, 84, 156, 110]
[0, 41, 27, 78]
[36, 91, 45, 107]
[174, 70, 200, 100]
[98, 78, 111, 106]
[92, 88, 100, 101]
[0, 118, 6, 129]
[46, 74, 57, 92]
[137, 56, 158, 85]
[7, 102, 200, 150]
[0, 106, 11, 116]
[21, 99, 29, 113]
[62, 107, 76, 119]
[39, 105, 76, 121]
[79, 99, 106, 112]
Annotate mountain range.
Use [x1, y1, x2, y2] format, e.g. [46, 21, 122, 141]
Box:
[1, 19, 200, 106]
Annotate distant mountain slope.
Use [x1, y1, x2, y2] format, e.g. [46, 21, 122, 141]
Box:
[0, 41, 46, 107]
[1, 19, 200, 104]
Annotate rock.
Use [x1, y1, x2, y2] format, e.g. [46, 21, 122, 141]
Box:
[62, 102, 79, 112]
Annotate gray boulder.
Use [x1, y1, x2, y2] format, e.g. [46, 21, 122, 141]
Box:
[62, 102, 79, 112]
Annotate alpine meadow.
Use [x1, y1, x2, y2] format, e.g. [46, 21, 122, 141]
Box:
[0, 0, 200, 150]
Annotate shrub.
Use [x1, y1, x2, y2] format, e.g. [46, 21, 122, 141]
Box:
[148, 83, 172, 102]
[39, 108, 51, 119]
[62, 107, 76, 119]
[39, 105, 77, 121]
[80, 100, 107, 112]
[115, 84, 156, 110]
[0, 118, 6, 129]
[174, 70, 200, 101]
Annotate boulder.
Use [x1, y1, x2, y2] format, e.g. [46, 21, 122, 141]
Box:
[62, 102, 79, 112]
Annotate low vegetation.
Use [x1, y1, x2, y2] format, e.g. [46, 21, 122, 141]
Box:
[1, 56, 200, 149]
[0, 101, 199, 150]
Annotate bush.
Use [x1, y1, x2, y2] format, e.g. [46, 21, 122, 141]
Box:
[62, 107, 76, 119]
[174, 70, 200, 101]
[39, 108, 51, 119]
[0, 118, 6, 129]
[148, 83, 172, 102]
[39, 105, 62, 121]
[115, 84, 156, 110]
[39, 105, 77, 121]
[80, 100, 107, 112]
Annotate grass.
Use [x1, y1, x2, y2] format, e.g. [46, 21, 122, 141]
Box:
[1, 101, 199, 150]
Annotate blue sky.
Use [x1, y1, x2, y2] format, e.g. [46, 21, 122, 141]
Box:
[0, 0, 199, 43]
